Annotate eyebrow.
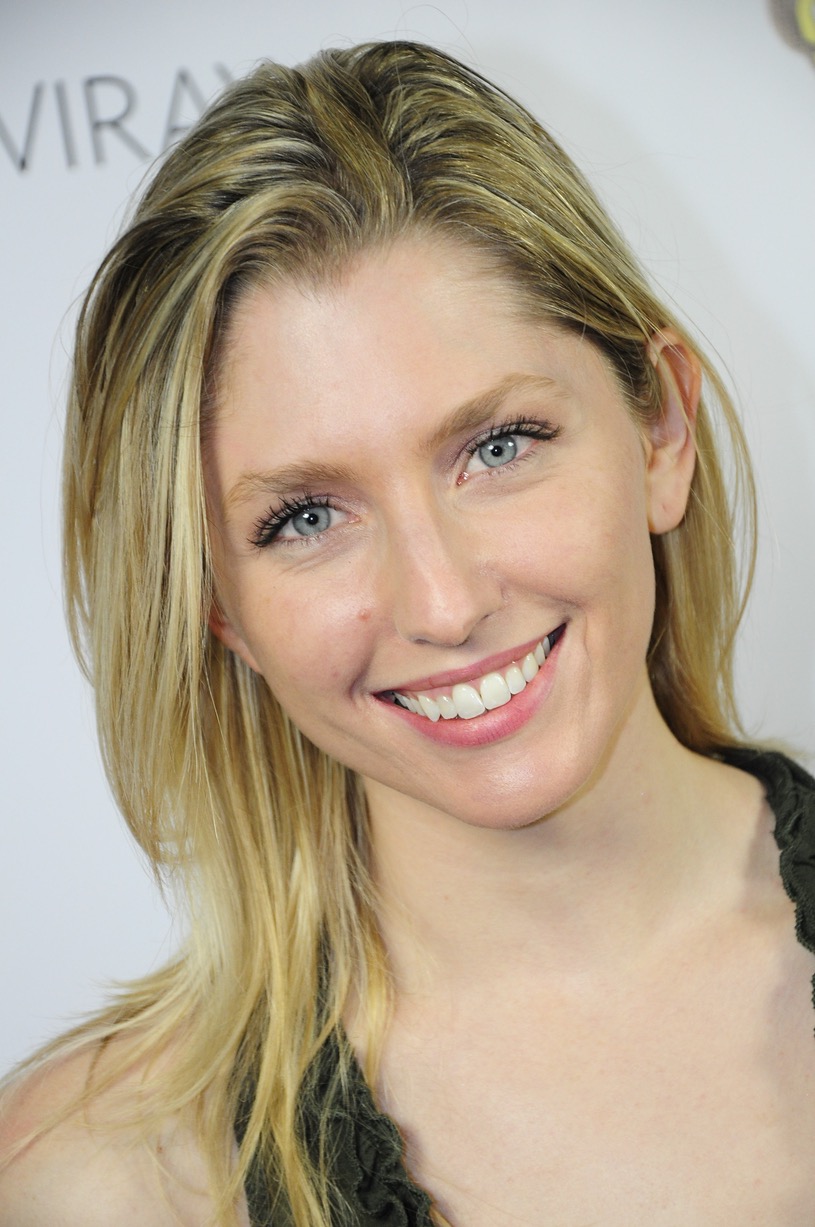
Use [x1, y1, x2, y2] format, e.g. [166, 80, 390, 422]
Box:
[420, 372, 561, 454]
[224, 372, 562, 514]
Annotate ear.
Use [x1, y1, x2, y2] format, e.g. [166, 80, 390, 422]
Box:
[208, 600, 262, 674]
[644, 330, 700, 535]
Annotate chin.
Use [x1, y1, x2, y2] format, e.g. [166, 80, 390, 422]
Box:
[420, 758, 590, 832]
[439, 721, 627, 832]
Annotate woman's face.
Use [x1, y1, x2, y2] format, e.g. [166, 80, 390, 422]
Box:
[205, 238, 694, 830]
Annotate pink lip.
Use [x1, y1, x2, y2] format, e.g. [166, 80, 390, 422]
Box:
[377, 625, 565, 749]
[380, 629, 557, 695]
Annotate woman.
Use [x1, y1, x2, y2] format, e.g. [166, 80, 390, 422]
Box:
[2, 38, 815, 1227]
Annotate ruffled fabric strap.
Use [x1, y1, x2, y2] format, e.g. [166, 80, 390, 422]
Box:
[313, 1042, 434, 1226]
[718, 746, 815, 992]
[238, 1032, 434, 1226]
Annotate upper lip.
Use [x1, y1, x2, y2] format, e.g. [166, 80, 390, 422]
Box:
[379, 627, 562, 695]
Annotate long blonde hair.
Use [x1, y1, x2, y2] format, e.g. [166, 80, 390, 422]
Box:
[54, 39, 757, 1225]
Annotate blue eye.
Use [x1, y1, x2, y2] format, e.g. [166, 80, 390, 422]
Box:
[250, 496, 338, 549]
[477, 435, 518, 468]
[464, 419, 561, 479]
[285, 505, 332, 537]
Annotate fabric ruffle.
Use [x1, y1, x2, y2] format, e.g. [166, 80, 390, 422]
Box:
[312, 1043, 434, 1226]
[239, 1033, 434, 1226]
[717, 745, 815, 1005]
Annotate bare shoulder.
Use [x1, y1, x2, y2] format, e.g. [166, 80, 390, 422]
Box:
[0, 1042, 247, 1227]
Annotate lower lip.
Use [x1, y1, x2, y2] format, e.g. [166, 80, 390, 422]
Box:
[378, 628, 564, 749]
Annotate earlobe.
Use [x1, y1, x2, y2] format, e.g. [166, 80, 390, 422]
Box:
[644, 330, 700, 535]
[208, 601, 262, 674]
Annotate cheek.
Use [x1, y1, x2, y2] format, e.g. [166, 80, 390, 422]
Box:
[240, 575, 375, 703]
[490, 458, 652, 603]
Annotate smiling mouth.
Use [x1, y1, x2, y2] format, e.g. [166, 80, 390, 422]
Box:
[380, 625, 565, 722]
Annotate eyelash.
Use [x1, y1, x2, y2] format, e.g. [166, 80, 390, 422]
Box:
[249, 417, 561, 549]
[463, 417, 561, 466]
[250, 492, 332, 550]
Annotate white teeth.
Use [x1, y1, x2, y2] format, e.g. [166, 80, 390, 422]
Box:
[392, 631, 560, 721]
[521, 652, 539, 682]
[480, 672, 512, 710]
[505, 664, 527, 695]
[451, 683, 486, 719]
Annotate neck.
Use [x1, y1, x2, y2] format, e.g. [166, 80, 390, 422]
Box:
[363, 697, 759, 998]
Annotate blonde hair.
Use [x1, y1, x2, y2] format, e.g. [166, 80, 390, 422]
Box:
[54, 39, 756, 1225]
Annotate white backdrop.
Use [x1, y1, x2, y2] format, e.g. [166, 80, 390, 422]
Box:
[2, 0, 814, 1072]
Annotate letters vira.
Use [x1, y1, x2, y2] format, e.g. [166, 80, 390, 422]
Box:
[0, 65, 232, 172]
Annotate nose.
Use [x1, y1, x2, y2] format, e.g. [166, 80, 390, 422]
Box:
[383, 504, 502, 647]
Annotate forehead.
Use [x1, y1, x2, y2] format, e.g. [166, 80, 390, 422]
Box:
[216, 238, 557, 420]
[221, 236, 528, 363]
[207, 236, 633, 496]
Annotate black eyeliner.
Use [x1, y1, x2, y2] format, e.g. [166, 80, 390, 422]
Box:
[249, 492, 331, 550]
[465, 417, 561, 457]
